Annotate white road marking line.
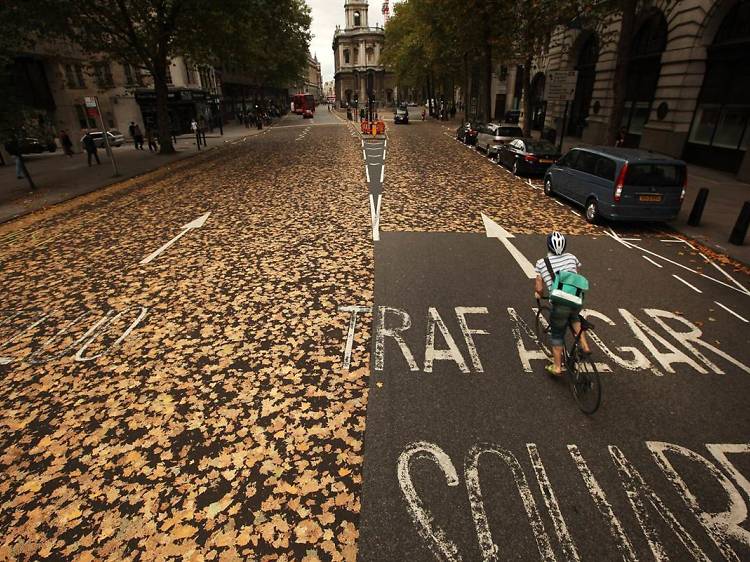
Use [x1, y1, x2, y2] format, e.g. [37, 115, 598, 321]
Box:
[660, 239, 685, 243]
[383, 148, 386, 160]
[482, 213, 537, 279]
[616, 235, 748, 295]
[380, 165, 385, 183]
[673, 274, 703, 293]
[528, 444, 581, 561]
[139, 212, 211, 265]
[621, 238, 641, 242]
[369, 194, 381, 242]
[363, 150, 366, 160]
[699, 252, 750, 295]
[568, 446, 638, 561]
[365, 166, 370, 183]
[554, 200, 564, 207]
[642, 255, 663, 268]
[714, 301, 749, 323]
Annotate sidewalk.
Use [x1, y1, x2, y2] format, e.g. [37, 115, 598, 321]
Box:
[553, 134, 750, 265]
[0, 123, 269, 224]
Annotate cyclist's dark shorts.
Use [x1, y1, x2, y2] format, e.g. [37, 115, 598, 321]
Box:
[550, 304, 582, 346]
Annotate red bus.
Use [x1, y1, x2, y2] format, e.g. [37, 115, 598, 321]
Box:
[292, 93, 315, 115]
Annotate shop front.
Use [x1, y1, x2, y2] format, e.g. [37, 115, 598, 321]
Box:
[135, 88, 215, 134]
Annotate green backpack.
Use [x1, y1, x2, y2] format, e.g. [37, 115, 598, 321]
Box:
[544, 258, 589, 308]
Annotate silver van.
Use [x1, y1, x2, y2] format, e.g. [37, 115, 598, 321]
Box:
[475, 123, 523, 154]
[543, 147, 686, 223]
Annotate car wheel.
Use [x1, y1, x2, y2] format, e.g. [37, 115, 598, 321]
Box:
[544, 178, 553, 196]
[512, 160, 519, 176]
[585, 198, 599, 224]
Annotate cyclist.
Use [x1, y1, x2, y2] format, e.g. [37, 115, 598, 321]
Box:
[534, 232, 591, 376]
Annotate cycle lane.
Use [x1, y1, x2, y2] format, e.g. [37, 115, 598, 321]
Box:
[354, 229, 750, 561]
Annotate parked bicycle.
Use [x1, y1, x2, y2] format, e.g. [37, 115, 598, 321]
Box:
[535, 297, 601, 414]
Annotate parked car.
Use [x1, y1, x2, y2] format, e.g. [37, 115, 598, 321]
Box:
[476, 123, 523, 154]
[81, 130, 125, 148]
[543, 147, 687, 223]
[394, 108, 409, 124]
[456, 122, 481, 145]
[495, 138, 560, 176]
[17, 137, 57, 154]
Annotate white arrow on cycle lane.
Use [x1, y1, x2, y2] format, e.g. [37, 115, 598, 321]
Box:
[482, 213, 537, 279]
[139, 211, 211, 265]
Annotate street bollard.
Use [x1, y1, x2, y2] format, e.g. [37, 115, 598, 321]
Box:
[729, 201, 750, 245]
[687, 187, 709, 227]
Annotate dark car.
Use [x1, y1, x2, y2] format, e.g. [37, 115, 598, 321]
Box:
[303, 109, 314, 119]
[544, 147, 687, 223]
[18, 137, 57, 154]
[394, 108, 409, 124]
[495, 138, 560, 176]
[456, 122, 480, 145]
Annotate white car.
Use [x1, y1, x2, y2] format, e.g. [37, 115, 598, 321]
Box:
[81, 130, 125, 148]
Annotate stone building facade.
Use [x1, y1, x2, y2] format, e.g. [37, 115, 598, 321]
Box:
[514, 0, 750, 180]
[332, 0, 396, 108]
[6, 43, 222, 152]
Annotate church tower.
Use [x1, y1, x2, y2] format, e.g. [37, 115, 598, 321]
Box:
[345, 0, 369, 29]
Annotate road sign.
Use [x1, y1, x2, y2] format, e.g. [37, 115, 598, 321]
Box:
[84, 96, 99, 118]
[544, 70, 578, 102]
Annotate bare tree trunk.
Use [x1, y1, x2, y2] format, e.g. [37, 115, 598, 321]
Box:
[606, 0, 638, 145]
[153, 57, 175, 154]
[522, 57, 533, 136]
[463, 52, 469, 122]
[485, 43, 492, 121]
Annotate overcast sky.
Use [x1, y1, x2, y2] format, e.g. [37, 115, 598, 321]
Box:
[307, 0, 389, 82]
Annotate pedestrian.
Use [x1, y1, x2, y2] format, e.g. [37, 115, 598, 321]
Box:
[198, 116, 207, 146]
[133, 124, 144, 149]
[128, 121, 137, 148]
[82, 130, 101, 166]
[615, 126, 627, 148]
[191, 119, 201, 150]
[146, 128, 158, 152]
[59, 130, 74, 157]
[421, 108, 426, 121]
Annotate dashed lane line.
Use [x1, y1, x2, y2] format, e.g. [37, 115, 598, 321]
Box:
[673, 274, 703, 294]
[715, 301, 749, 323]
[642, 255, 663, 268]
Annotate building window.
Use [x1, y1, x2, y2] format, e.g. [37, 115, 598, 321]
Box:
[93, 61, 114, 88]
[354, 11, 361, 27]
[165, 63, 173, 84]
[185, 60, 196, 84]
[344, 49, 350, 64]
[65, 63, 85, 88]
[354, 49, 359, 65]
[684, 0, 750, 171]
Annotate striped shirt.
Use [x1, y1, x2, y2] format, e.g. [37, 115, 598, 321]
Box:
[535, 253, 581, 291]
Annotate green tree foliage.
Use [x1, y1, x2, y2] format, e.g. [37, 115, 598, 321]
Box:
[28, 0, 310, 153]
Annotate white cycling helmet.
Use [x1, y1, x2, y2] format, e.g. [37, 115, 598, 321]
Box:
[547, 231, 567, 255]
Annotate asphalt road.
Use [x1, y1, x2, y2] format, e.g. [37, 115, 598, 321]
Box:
[0, 111, 748, 561]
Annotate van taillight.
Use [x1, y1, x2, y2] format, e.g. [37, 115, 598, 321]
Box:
[524, 155, 537, 163]
[614, 163, 628, 203]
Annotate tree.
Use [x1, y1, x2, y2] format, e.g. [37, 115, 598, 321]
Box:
[35, 0, 310, 154]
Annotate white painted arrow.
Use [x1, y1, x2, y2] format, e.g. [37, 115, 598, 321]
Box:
[139, 212, 211, 265]
[481, 213, 537, 279]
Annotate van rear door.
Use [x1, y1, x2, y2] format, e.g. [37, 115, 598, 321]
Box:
[620, 162, 686, 220]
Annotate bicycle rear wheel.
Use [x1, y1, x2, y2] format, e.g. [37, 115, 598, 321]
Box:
[568, 351, 601, 414]
[535, 305, 553, 358]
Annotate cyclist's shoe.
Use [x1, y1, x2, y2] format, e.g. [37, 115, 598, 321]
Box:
[545, 364, 564, 377]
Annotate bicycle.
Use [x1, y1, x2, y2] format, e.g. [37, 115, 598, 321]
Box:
[535, 297, 601, 414]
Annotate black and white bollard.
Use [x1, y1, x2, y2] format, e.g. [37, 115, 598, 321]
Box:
[729, 201, 750, 246]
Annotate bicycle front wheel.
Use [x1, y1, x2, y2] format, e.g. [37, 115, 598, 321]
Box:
[568, 352, 601, 414]
[535, 305, 553, 358]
